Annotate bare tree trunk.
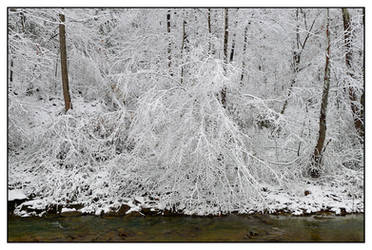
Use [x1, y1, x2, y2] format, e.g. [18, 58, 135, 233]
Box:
[207, 8, 212, 53]
[240, 25, 248, 85]
[342, 8, 364, 141]
[221, 8, 228, 109]
[54, 54, 59, 95]
[10, 59, 13, 83]
[167, 10, 173, 76]
[59, 13, 72, 112]
[280, 51, 300, 114]
[20, 11, 26, 33]
[310, 9, 331, 178]
[180, 14, 188, 84]
[229, 9, 238, 62]
[223, 8, 229, 67]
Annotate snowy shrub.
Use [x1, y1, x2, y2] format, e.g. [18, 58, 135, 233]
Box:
[9, 101, 132, 206]
[123, 58, 281, 214]
[8, 96, 33, 152]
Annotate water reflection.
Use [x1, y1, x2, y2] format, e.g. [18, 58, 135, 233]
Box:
[8, 214, 364, 242]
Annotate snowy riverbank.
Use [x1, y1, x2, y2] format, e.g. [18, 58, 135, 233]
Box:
[9, 175, 363, 218]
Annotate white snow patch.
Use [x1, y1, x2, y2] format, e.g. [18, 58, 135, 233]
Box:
[80, 206, 95, 214]
[8, 189, 27, 200]
[20, 199, 47, 209]
[331, 207, 341, 215]
[127, 200, 135, 208]
[126, 206, 143, 215]
[102, 205, 112, 214]
[95, 209, 103, 216]
[292, 210, 303, 216]
[134, 196, 145, 204]
[61, 207, 76, 213]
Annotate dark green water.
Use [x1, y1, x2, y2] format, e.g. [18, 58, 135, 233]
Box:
[8, 214, 364, 242]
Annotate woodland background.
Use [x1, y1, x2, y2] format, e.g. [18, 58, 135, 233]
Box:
[7, 8, 364, 216]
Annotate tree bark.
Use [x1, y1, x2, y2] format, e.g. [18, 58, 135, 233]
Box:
[240, 25, 248, 85]
[207, 8, 212, 53]
[20, 11, 26, 33]
[10, 59, 13, 83]
[59, 13, 72, 112]
[167, 10, 173, 76]
[180, 14, 188, 84]
[229, 9, 238, 63]
[280, 50, 300, 114]
[342, 8, 364, 141]
[310, 9, 331, 178]
[221, 8, 228, 109]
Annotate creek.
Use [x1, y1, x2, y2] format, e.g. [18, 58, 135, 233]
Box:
[8, 214, 364, 242]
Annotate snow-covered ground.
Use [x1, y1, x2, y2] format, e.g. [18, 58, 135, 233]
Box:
[9, 175, 363, 217]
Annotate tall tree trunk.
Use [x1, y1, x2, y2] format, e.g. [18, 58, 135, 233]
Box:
[180, 14, 188, 84]
[207, 8, 212, 53]
[280, 50, 300, 114]
[240, 25, 248, 85]
[223, 8, 229, 65]
[310, 9, 331, 178]
[342, 8, 364, 141]
[229, 9, 238, 62]
[167, 10, 173, 76]
[20, 11, 26, 33]
[10, 59, 13, 83]
[221, 8, 228, 109]
[59, 13, 72, 112]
